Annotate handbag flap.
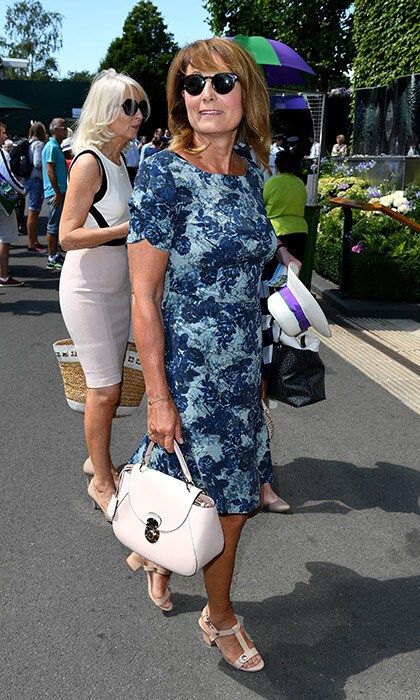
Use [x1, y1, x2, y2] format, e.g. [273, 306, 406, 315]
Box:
[128, 464, 204, 532]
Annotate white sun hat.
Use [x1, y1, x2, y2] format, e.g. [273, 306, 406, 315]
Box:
[267, 264, 332, 338]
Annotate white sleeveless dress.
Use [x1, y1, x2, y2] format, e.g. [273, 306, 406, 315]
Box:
[59, 147, 132, 388]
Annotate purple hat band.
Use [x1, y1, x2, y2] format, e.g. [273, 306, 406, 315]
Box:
[278, 287, 310, 332]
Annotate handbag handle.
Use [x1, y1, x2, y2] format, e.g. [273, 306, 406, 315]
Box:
[143, 440, 194, 486]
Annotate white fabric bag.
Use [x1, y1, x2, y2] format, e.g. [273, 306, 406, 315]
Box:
[108, 441, 225, 576]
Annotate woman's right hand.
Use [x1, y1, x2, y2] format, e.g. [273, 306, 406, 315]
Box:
[114, 221, 129, 239]
[276, 244, 302, 275]
[147, 398, 183, 453]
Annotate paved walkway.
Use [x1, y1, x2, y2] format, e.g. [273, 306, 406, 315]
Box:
[318, 316, 420, 415]
[1, 240, 419, 700]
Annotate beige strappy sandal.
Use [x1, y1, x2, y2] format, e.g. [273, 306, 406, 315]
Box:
[199, 607, 264, 672]
[126, 552, 173, 612]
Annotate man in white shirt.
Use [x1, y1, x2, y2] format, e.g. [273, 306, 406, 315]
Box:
[306, 136, 320, 160]
[269, 134, 286, 172]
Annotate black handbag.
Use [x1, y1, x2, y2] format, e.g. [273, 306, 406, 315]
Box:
[268, 334, 326, 408]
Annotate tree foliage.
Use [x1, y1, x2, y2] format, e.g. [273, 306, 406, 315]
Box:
[99, 0, 179, 128]
[66, 70, 94, 82]
[353, 0, 420, 88]
[203, 0, 354, 89]
[0, 0, 63, 80]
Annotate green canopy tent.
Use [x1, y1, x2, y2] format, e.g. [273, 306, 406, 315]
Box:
[0, 92, 31, 136]
[0, 93, 30, 110]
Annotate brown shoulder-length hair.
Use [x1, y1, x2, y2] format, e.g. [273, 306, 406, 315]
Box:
[28, 121, 47, 143]
[167, 38, 271, 166]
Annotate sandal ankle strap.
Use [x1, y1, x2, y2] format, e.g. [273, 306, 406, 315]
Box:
[207, 618, 241, 642]
[207, 618, 261, 668]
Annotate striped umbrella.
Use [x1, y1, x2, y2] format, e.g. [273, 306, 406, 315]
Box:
[231, 35, 316, 87]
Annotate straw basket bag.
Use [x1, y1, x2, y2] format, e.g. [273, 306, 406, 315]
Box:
[53, 339, 146, 416]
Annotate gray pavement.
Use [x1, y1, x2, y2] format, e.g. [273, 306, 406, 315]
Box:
[1, 237, 419, 700]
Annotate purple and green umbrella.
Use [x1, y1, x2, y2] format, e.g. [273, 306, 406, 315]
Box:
[270, 94, 308, 110]
[230, 35, 316, 87]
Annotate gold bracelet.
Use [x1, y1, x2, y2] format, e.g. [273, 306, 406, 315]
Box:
[147, 395, 171, 406]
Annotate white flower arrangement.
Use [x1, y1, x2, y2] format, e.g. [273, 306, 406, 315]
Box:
[369, 189, 411, 214]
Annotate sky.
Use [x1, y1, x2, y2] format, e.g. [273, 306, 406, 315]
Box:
[0, 0, 213, 76]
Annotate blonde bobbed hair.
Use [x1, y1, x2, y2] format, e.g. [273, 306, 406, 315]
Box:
[167, 38, 271, 166]
[71, 69, 150, 155]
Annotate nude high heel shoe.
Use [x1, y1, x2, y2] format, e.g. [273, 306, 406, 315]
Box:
[263, 496, 291, 513]
[83, 457, 94, 484]
[198, 607, 265, 672]
[87, 480, 113, 523]
[83, 457, 120, 487]
[126, 553, 173, 612]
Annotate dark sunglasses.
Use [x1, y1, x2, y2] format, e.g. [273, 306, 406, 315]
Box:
[183, 72, 239, 96]
[121, 98, 149, 119]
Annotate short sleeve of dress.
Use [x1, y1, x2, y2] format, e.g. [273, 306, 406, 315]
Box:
[127, 155, 179, 252]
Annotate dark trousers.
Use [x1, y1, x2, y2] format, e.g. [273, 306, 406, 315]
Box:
[278, 232, 307, 263]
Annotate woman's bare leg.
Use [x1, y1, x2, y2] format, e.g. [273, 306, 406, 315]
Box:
[202, 514, 263, 670]
[84, 384, 120, 506]
[27, 210, 40, 248]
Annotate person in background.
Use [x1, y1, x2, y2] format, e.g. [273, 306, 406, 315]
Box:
[268, 133, 286, 172]
[260, 148, 307, 513]
[161, 128, 171, 147]
[61, 138, 74, 171]
[0, 121, 26, 286]
[407, 133, 419, 156]
[59, 69, 149, 520]
[264, 149, 308, 262]
[125, 136, 141, 184]
[305, 136, 320, 160]
[2, 139, 14, 154]
[139, 127, 162, 164]
[25, 121, 48, 253]
[331, 134, 347, 156]
[42, 117, 68, 270]
[143, 136, 163, 159]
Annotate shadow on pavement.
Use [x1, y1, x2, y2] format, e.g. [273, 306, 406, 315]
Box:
[274, 458, 420, 516]
[0, 299, 60, 315]
[174, 563, 418, 700]
[5, 261, 61, 294]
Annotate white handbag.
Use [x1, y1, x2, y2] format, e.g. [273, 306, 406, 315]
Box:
[107, 441, 225, 576]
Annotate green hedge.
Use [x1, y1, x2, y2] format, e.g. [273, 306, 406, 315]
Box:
[314, 175, 420, 302]
[353, 1, 420, 88]
[315, 210, 420, 302]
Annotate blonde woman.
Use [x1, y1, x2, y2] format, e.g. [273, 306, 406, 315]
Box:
[331, 134, 347, 156]
[59, 69, 150, 518]
[127, 38, 277, 671]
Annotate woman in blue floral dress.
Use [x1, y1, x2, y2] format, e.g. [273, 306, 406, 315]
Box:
[127, 38, 277, 672]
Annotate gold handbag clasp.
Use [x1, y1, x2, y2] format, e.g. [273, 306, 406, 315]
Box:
[145, 517, 160, 543]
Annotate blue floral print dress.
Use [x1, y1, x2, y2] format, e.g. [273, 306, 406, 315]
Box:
[127, 149, 277, 514]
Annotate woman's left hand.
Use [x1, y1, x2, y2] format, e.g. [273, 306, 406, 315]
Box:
[147, 398, 183, 453]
